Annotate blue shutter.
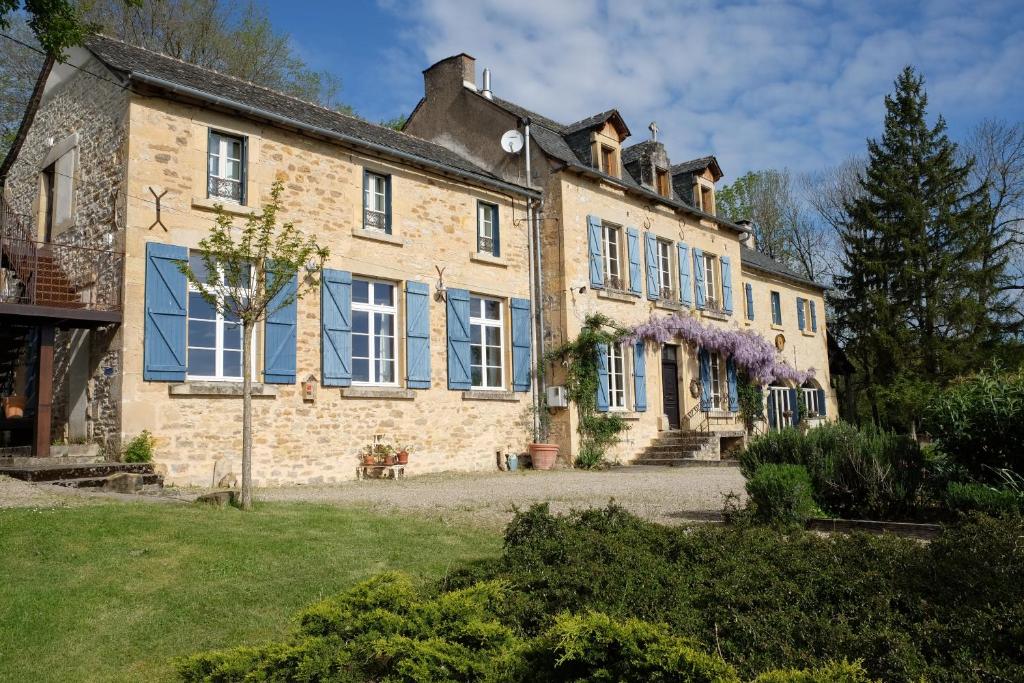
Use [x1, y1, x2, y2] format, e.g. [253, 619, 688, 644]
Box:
[790, 388, 800, 425]
[767, 389, 777, 428]
[144, 242, 187, 381]
[745, 283, 754, 320]
[510, 298, 532, 392]
[633, 341, 647, 412]
[698, 348, 712, 411]
[446, 288, 471, 390]
[817, 388, 827, 417]
[405, 281, 431, 389]
[726, 357, 739, 412]
[626, 227, 642, 295]
[796, 297, 806, 331]
[720, 255, 733, 314]
[264, 268, 298, 384]
[644, 231, 658, 300]
[596, 344, 610, 412]
[809, 300, 818, 332]
[677, 243, 692, 306]
[321, 269, 352, 387]
[693, 248, 706, 309]
[587, 215, 604, 289]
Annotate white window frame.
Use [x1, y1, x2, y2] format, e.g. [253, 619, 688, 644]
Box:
[709, 352, 723, 410]
[703, 252, 718, 308]
[477, 201, 497, 253]
[207, 131, 244, 203]
[602, 224, 622, 289]
[770, 291, 782, 325]
[657, 239, 673, 298]
[186, 254, 254, 382]
[802, 387, 821, 417]
[607, 342, 628, 411]
[351, 278, 398, 386]
[470, 295, 505, 390]
[768, 386, 792, 431]
[364, 172, 388, 231]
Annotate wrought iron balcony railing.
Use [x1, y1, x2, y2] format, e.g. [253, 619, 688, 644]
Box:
[477, 235, 494, 254]
[363, 208, 388, 232]
[207, 176, 243, 203]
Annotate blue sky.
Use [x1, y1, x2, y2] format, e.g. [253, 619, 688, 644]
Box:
[268, 0, 1024, 180]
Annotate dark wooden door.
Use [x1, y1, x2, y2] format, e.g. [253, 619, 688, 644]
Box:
[661, 346, 680, 429]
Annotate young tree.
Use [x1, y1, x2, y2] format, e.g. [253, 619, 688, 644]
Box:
[832, 66, 998, 429]
[182, 181, 327, 510]
[716, 169, 799, 265]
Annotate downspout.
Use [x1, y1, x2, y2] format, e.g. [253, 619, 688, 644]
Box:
[523, 117, 539, 443]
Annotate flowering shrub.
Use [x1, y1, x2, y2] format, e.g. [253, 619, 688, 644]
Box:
[624, 313, 813, 385]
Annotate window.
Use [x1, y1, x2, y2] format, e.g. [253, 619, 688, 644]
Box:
[602, 224, 623, 290]
[709, 352, 723, 410]
[363, 171, 390, 232]
[657, 239, 673, 299]
[770, 291, 782, 325]
[352, 279, 396, 385]
[599, 145, 617, 176]
[703, 252, 718, 308]
[768, 385, 791, 431]
[477, 201, 498, 255]
[207, 131, 245, 203]
[38, 148, 75, 241]
[701, 185, 715, 215]
[606, 343, 627, 410]
[656, 168, 670, 197]
[802, 385, 821, 417]
[470, 296, 504, 389]
[186, 253, 251, 380]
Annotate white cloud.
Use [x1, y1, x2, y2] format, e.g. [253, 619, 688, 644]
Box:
[385, 0, 1024, 178]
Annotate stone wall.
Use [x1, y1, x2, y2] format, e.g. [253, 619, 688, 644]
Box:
[2, 53, 128, 453]
[120, 95, 535, 486]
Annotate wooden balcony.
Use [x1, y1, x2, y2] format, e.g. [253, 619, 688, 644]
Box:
[0, 198, 122, 327]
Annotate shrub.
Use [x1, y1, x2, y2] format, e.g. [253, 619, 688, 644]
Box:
[750, 660, 874, 683]
[122, 430, 155, 463]
[738, 422, 924, 519]
[923, 366, 1024, 480]
[945, 482, 1022, 516]
[745, 464, 819, 526]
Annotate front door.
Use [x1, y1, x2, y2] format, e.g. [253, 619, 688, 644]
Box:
[661, 345, 680, 429]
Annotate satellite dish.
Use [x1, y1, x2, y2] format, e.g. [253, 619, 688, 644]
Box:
[500, 129, 524, 154]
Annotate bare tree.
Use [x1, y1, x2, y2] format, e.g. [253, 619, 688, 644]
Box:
[0, 17, 43, 158]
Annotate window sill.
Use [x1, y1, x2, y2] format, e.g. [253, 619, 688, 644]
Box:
[699, 309, 730, 322]
[770, 323, 785, 331]
[608, 410, 642, 420]
[352, 227, 402, 245]
[192, 197, 253, 216]
[169, 381, 277, 397]
[341, 386, 415, 399]
[469, 252, 507, 267]
[596, 289, 638, 303]
[461, 390, 520, 402]
[802, 330, 817, 338]
[654, 299, 682, 311]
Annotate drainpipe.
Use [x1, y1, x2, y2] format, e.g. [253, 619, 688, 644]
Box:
[523, 117, 540, 443]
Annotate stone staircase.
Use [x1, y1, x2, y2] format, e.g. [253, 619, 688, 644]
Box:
[632, 430, 738, 467]
[0, 458, 163, 489]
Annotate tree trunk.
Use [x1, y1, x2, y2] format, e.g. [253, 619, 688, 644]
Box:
[240, 322, 254, 510]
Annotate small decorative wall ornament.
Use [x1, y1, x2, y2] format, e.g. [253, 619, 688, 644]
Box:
[434, 265, 447, 302]
[302, 374, 318, 402]
[689, 378, 701, 398]
[774, 334, 786, 351]
[148, 186, 168, 231]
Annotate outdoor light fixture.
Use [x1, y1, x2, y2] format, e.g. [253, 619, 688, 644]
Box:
[304, 258, 319, 273]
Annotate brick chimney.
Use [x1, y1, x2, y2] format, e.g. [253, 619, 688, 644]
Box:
[422, 54, 476, 100]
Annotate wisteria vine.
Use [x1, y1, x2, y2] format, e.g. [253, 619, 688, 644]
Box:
[623, 313, 815, 385]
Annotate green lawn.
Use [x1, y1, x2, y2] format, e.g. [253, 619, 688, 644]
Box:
[0, 502, 500, 682]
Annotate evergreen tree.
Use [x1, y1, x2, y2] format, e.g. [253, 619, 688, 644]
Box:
[832, 67, 998, 428]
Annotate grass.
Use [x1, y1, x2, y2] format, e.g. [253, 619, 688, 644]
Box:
[0, 501, 501, 682]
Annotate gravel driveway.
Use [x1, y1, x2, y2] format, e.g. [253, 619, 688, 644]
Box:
[259, 465, 746, 528]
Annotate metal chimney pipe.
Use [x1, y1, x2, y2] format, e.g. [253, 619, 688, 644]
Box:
[481, 68, 493, 99]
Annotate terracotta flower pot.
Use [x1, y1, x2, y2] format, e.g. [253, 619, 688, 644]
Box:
[396, 450, 409, 465]
[4, 396, 24, 420]
[383, 454, 396, 466]
[528, 443, 559, 471]
[362, 454, 376, 466]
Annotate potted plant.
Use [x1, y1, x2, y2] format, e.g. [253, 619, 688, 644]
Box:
[360, 444, 376, 466]
[3, 395, 25, 419]
[376, 443, 396, 466]
[396, 444, 411, 465]
[528, 443, 558, 470]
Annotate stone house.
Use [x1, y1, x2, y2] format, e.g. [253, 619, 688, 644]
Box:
[0, 37, 541, 484]
[405, 56, 834, 462]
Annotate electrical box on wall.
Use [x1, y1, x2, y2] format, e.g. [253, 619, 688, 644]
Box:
[546, 385, 568, 408]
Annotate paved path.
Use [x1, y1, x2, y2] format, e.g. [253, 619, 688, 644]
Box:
[1, 467, 746, 528]
[260, 466, 746, 528]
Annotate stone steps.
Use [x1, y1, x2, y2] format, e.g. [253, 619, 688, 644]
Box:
[0, 461, 155, 483]
[633, 430, 720, 467]
[633, 458, 740, 468]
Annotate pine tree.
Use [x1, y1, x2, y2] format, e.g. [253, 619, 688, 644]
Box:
[832, 67, 998, 428]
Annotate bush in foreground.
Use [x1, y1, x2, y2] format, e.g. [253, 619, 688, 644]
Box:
[745, 464, 819, 526]
[945, 481, 1023, 516]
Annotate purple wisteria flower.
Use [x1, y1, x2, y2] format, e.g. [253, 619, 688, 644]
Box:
[623, 313, 815, 385]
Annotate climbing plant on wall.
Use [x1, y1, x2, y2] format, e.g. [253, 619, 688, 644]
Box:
[547, 313, 629, 469]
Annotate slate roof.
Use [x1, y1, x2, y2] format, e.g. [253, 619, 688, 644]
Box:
[84, 35, 533, 195]
[670, 156, 723, 180]
[740, 246, 826, 290]
[621, 140, 656, 166]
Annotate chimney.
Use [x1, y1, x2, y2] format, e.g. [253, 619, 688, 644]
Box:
[481, 68, 493, 99]
[422, 53, 477, 99]
[736, 220, 756, 249]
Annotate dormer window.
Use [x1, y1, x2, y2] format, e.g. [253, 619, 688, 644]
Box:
[694, 180, 715, 215]
[599, 145, 617, 176]
[656, 168, 670, 197]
